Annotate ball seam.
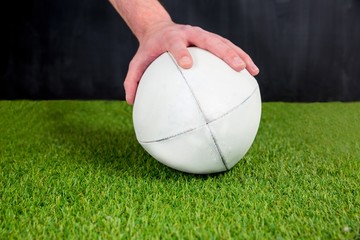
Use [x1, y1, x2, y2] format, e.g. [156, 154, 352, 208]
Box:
[138, 86, 258, 144]
[167, 53, 229, 169]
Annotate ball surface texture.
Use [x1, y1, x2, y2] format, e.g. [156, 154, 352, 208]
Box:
[133, 47, 261, 174]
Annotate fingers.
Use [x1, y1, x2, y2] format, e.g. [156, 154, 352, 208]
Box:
[220, 36, 260, 75]
[123, 60, 141, 105]
[189, 27, 259, 76]
[164, 35, 193, 69]
[169, 44, 193, 69]
[123, 24, 260, 105]
[123, 50, 155, 105]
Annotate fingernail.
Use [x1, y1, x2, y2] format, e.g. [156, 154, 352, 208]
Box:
[233, 57, 245, 68]
[179, 56, 192, 68]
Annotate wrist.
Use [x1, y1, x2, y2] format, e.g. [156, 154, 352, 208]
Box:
[137, 19, 173, 43]
[124, 0, 172, 42]
[109, 0, 173, 42]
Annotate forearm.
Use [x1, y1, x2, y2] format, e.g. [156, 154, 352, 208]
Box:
[109, 0, 172, 40]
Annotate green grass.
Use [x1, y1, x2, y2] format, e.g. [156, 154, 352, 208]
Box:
[0, 101, 359, 239]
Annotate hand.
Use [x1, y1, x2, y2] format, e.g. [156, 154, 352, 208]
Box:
[124, 21, 260, 104]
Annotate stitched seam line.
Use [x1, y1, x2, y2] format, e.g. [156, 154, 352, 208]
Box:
[169, 53, 228, 169]
[140, 127, 200, 144]
[205, 124, 228, 170]
[139, 86, 258, 144]
[207, 87, 258, 124]
[140, 52, 259, 171]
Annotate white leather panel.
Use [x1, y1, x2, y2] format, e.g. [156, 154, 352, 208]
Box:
[208, 87, 262, 169]
[140, 125, 227, 174]
[133, 52, 206, 143]
[179, 47, 259, 122]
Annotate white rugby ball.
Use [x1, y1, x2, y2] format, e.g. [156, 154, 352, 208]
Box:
[133, 47, 261, 174]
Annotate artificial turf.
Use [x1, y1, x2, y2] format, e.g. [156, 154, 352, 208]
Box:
[0, 101, 359, 239]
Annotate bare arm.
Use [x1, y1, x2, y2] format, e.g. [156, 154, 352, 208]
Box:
[109, 0, 171, 40]
[109, 0, 259, 104]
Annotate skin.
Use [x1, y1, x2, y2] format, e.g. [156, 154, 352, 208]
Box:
[109, 0, 260, 104]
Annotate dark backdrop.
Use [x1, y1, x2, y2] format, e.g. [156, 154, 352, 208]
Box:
[1, 0, 360, 101]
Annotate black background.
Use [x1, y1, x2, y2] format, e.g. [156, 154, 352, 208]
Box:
[1, 0, 360, 101]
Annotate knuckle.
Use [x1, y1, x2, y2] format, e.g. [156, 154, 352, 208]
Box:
[224, 47, 236, 56]
[183, 24, 193, 31]
[123, 82, 130, 92]
[123, 80, 132, 90]
[242, 53, 252, 62]
[189, 26, 204, 38]
[203, 35, 213, 45]
[207, 37, 222, 47]
[192, 26, 203, 32]
[162, 29, 179, 41]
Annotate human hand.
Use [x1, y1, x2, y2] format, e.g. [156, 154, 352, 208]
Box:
[124, 21, 260, 104]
